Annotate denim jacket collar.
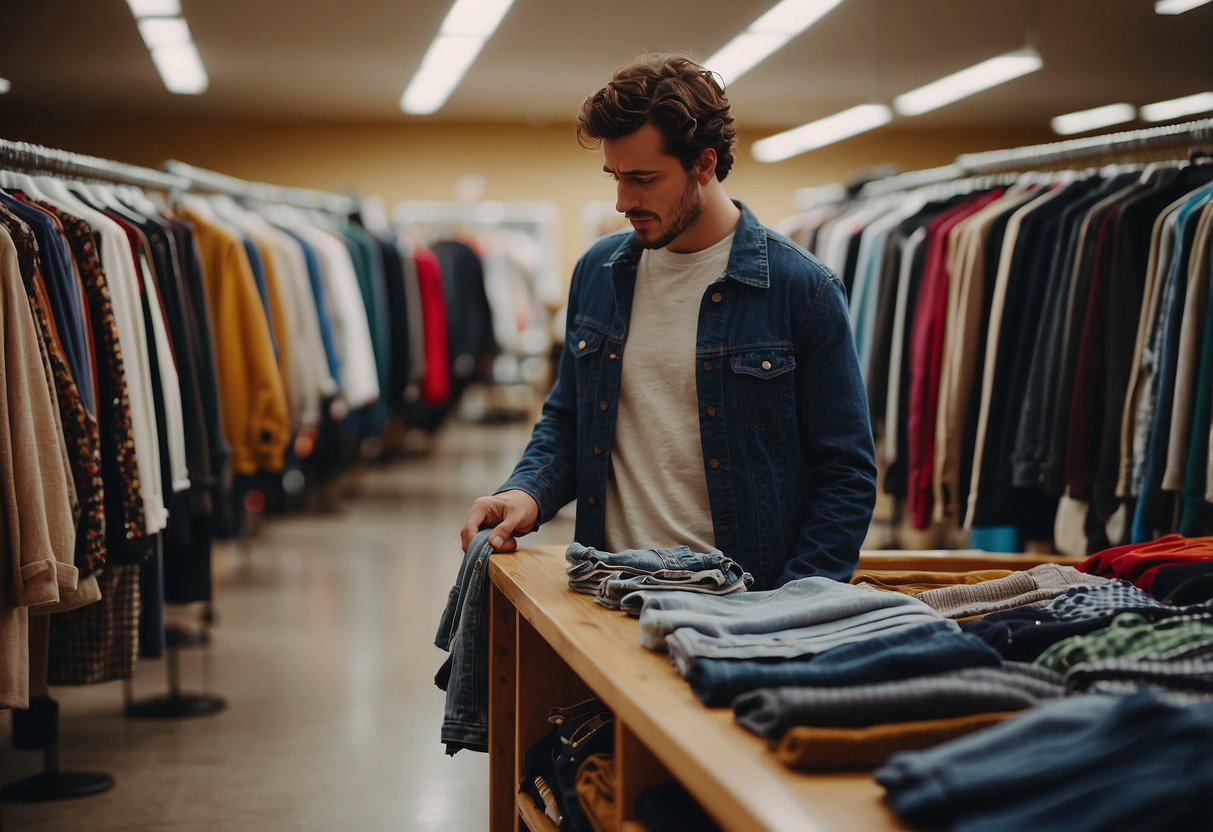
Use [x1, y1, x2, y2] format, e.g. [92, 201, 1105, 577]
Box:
[601, 200, 770, 289]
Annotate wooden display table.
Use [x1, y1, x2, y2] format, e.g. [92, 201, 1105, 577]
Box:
[488, 545, 881, 831]
[488, 546, 1084, 831]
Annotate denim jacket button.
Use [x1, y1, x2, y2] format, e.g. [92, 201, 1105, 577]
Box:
[599, 400, 609, 411]
[593, 446, 603, 456]
[706, 406, 717, 416]
[711, 292, 723, 303]
[709, 458, 721, 469]
[587, 495, 599, 507]
[578, 339, 587, 350]
[702, 360, 712, 371]
[761, 360, 772, 371]
[609, 352, 618, 360]
[474, 559, 483, 570]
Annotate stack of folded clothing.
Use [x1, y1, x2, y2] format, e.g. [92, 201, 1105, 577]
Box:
[563, 543, 752, 611]
[634, 577, 955, 677]
[874, 689, 1213, 831]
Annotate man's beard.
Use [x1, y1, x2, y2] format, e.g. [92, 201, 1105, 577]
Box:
[631, 172, 703, 250]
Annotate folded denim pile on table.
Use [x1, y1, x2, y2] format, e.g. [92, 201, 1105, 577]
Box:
[563, 542, 752, 611]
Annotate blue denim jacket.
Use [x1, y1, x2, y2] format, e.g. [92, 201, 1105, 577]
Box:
[500, 201, 876, 588]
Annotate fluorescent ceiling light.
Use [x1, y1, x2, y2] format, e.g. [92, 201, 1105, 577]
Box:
[442, 0, 515, 37]
[752, 103, 892, 162]
[0, 78, 10, 94]
[400, 0, 516, 114]
[893, 48, 1042, 117]
[706, 32, 792, 88]
[401, 34, 483, 114]
[1154, 0, 1212, 14]
[126, 0, 181, 17]
[1140, 91, 1213, 122]
[1051, 103, 1136, 135]
[150, 42, 208, 94]
[752, 0, 847, 32]
[705, 0, 846, 87]
[138, 17, 192, 49]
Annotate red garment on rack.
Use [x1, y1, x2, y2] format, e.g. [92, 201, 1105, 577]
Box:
[906, 189, 1004, 529]
[414, 247, 450, 406]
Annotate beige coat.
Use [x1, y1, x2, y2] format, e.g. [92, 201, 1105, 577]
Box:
[0, 226, 78, 709]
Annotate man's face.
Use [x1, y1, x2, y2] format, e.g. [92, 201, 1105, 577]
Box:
[602, 123, 704, 251]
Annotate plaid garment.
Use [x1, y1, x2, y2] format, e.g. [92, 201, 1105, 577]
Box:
[48, 564, 140, 685]
[1034, 611, 1213, 673]
[1043, 580, 1212, 621]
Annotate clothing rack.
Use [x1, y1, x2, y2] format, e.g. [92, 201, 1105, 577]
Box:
[0, 139, 243, 802]
[0, 138, 189, 191]
[163, 159, 356, 215]
[858, 117, 1213, 198]
[957, 116, 1213, 174]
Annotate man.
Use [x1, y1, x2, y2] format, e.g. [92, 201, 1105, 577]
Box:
[461, 54, 876, 588]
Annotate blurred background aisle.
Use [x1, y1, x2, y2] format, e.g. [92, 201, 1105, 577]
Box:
[0, 419, 573, 832]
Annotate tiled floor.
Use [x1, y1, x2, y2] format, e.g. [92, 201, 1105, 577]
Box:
[1, 419, 574, 831]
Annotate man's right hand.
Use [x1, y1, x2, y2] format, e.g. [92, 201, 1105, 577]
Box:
[461, 490, 540, 553]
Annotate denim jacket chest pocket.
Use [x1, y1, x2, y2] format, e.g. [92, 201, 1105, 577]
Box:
[570, 319, 610, 404]
[730, 349, 796, 432]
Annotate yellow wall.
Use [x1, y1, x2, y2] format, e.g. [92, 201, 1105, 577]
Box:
[0, 115, 1054, 282]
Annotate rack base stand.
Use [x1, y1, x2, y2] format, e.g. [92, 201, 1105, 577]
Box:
[123, 626, 226, 719]
[123, 693, 225, 719]
[3, 627, 116, 802]
[0, 770, 115, 803]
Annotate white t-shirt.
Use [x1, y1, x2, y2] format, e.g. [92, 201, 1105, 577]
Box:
[604, 232, 735, 552]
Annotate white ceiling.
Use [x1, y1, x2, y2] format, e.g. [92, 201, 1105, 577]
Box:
[2, 0, 1212, 137]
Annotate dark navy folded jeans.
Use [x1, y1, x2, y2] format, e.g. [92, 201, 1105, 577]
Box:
[687, 620, 999, 706]
[874, 689, 1213, 832]
[434, 529, 494, 755]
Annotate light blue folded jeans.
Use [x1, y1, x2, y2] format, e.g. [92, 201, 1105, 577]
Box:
[636, 576, 941, 651]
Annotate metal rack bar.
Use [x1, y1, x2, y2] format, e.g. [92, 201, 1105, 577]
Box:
[162, 159, 355, 214]
[856, 163, 967, 199]
[0, 138, 189, 190]
[856, 117, 1213, 197]
[956, 117, 1213, 173]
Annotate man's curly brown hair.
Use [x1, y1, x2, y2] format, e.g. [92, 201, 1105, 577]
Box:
[577, 54, 737, 181]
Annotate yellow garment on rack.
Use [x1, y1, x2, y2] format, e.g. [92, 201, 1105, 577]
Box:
[179, 209, 288, 474]
[253, 237, 294, 428]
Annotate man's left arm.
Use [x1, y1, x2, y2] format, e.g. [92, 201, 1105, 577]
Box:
[781, 273, 878, 585]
